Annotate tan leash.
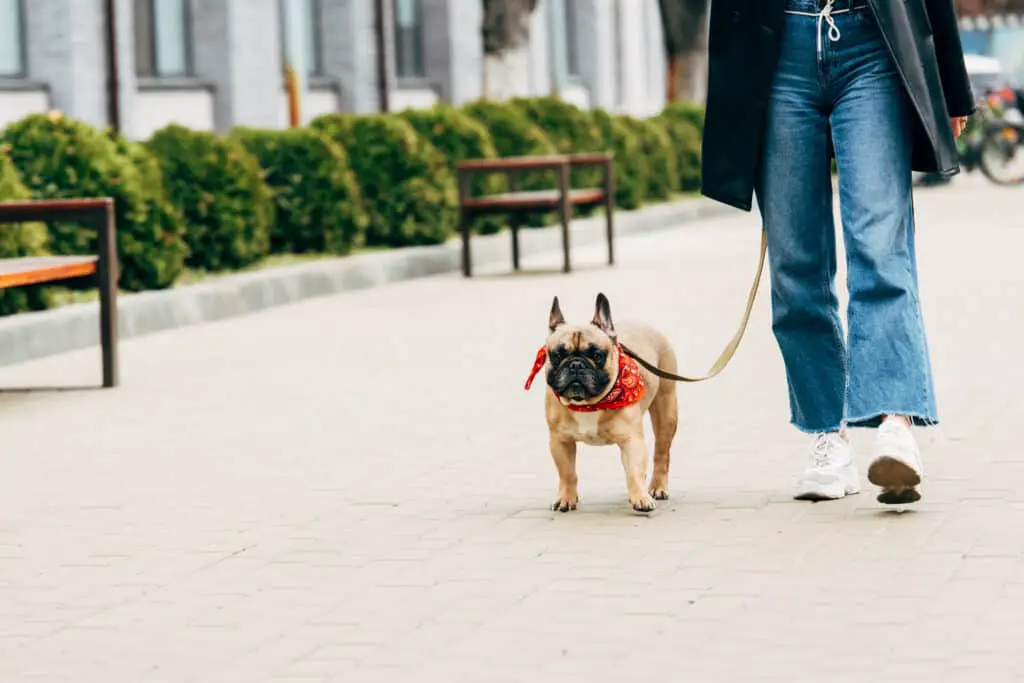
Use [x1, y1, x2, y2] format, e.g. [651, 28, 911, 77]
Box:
[620, 229, 767, 383]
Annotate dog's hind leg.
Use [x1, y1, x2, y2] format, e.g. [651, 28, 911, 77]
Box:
[649, 384, 678, 500]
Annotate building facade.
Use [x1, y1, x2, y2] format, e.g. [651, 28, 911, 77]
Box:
[0, 0, 668, 139]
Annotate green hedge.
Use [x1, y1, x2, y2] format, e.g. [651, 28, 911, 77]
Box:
[656, 114, 702, 192]
[662, 101, 705, 135]
[617, 115, 677, 201]
[233, 126, 368, 255]
[146, 124, 273, 272]
[659, 102, 704, 190]
[112, 137, 191, 289]
[462, 100, 561, 227]
[590, 110, 647, 211]
[312, 113, 458, 247]
[462, 100, 558, 160]
[0, 147, 50, 314]
[0, 99, 705, 318]
[398, 104, 505, 235]
[1, 113, 188, 291]
[509, 96, 604, 189]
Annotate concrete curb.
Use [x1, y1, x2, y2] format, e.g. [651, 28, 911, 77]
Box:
[0, 198, 735, 368]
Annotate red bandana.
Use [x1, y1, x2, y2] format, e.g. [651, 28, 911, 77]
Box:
[524, 344, 646, 412]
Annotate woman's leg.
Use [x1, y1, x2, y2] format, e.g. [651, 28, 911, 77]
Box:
[829, 9, 937, 502]
[758, 9, 859, 501]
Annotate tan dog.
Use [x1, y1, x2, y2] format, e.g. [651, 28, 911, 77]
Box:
[525, 293, 679, 513]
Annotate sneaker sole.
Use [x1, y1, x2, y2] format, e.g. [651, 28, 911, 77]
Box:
[868, 456, 921, 505]
[794, 480, 860, 502]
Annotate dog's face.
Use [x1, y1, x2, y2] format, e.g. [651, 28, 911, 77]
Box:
[544, 293, 618, 403]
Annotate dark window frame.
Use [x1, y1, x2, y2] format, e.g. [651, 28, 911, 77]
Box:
[134, 0, 194, 78]
[564, 0, 581, 78]
[0, 0, 28, 79]
[393, 0, 426, 80]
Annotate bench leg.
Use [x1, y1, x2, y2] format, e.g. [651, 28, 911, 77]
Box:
[558, 165, 572, 274]
[604, 162, 615, 266]
[508, 175, 521, 272]
[97, 205, 119, 388]
[461, 209, 472, 278]
[510, 213, 521, 271]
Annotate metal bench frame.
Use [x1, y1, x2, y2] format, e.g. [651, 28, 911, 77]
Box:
[456, 153, 615, 277]
[0, 198, 119, 388]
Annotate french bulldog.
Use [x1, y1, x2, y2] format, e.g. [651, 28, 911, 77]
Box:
[525, 293, 679, 513]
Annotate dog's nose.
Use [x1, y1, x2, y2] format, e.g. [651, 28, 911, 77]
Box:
[567, 358, 587, 373]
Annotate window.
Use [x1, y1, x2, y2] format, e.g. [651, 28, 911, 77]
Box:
[565, 0, 580, 78]
[280, 0, 324, 77]
[0, 0, 25, 77]
[135, 0, 192, 77]
[393, 0, 425, 79]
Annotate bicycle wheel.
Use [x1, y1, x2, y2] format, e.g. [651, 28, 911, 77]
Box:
[979, 125, 1024, 185]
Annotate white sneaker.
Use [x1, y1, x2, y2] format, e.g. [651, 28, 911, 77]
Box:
[795, 432, 861, 501]
[868, 418, 923, 504]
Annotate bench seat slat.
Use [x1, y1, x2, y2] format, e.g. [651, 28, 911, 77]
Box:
[462, 189, 606, 212]
[0, 256, 98, 289]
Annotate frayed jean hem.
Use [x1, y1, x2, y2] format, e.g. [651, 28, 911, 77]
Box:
[790, 418, 845, 435]
[845, 412, 939, 429]
[791, 412, 938, 434]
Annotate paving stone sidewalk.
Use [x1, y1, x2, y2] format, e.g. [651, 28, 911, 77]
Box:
[0, 176, 1022, 682]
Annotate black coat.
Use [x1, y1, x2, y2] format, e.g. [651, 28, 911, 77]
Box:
[700, 0, 976, 212]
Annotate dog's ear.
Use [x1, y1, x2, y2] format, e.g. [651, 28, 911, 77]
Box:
[591, 293, 616, 338]
[549, 296, 566, 332]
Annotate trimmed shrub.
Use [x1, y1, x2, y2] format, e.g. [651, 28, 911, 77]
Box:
[509, 97, 607, 213]
[146, 124, 273, 272]
[0, 147, 51, 315]
[509, 96, 604, 179]
[462, 100, 559, 227]
[233, 126, 368, 255]
[656, 114, 702, 192]
[508, 97, 604, 153]
[461, 100, 558, 160]
[112, 137, 190, 289]
[1, 112, 188, 291]
[398, 104, 505, 235]
[662, 101, 706, 136]
[616, 115, 677, 201]
[589, 109, 647, 210]
[311, 113, 458, 247]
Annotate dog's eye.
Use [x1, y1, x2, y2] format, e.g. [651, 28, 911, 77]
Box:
[548, 348, 565, 362]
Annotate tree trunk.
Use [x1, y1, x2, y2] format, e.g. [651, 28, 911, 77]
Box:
[657, 0, 709, 102]
[666, 55, 681, 102]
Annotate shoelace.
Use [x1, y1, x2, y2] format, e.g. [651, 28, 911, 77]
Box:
[811, 433, 838, 466]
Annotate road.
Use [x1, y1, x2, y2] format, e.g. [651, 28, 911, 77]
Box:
[0, 175, 1022, 682]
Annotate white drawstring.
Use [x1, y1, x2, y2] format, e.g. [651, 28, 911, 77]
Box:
[820, 0, 841, 48]
[784, 0, 847, 57]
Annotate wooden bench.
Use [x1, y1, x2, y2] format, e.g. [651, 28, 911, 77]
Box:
[456, 153, 615, 277]
[0, 198, 119, 388]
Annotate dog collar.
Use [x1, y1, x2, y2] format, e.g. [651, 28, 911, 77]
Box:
[524, 344, 646, 412]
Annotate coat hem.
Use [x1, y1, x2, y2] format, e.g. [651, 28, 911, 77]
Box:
[700, 187, 753, 213]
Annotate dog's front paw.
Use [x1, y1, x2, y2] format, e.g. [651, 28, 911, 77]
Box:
[630, 493, 657, 513]
[552, 493, 579, 513]
[649, 486, 669, 501]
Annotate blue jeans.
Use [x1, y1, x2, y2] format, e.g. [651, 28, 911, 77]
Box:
[756, 0, 938, 433]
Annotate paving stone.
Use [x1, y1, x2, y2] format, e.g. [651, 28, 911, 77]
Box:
[0, 176, 1020, 680]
